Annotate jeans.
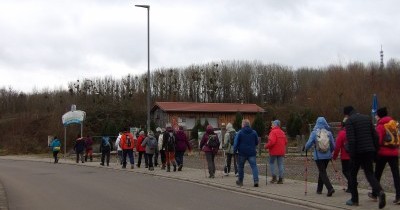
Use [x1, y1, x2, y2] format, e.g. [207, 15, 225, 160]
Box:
[373, 156, 400, 198]
[315, 159, 333, 192]
[350, 152, 383, 203]
[122, 149, 134, 168]
[269, 155, 284, 178]
[175, 151, 185, 166]
[237, 155, 259, 183]
[137, 151, 147, 167]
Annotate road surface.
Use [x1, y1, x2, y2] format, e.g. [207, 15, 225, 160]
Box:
[0, 159, 311, 210]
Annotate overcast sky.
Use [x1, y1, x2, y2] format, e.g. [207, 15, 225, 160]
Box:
[1, 0, 399, 93]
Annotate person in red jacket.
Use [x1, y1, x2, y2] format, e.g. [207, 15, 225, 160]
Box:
[265, 120, 287, 184]
[332, 117, 351, 193]
[369, 107, 400, 204]
[120, 128, 135, 169]
[136, 131, 147, 168]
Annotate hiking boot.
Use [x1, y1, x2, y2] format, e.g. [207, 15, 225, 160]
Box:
[277, 178, 283, 184]
[270, 175, 277, 184]
[316, 191, 322, 194]
[254, 182, 259, 187]
[368, 192, 378, 201]
[167, 166, 171, 172]
[178, 164, 183, 171]
[130, 164, 134, 169]
[393, 197, 400, 204]
[327, 189, 335, 197]
[236, 180, 243, 187]
[346, 199, 359, 206]
[173, 165, 177, 172]
[85, 156, 88, 162]
[161, 165, 166, 170]
[100, 163, 104, 166]
[378, 191, 386, 209]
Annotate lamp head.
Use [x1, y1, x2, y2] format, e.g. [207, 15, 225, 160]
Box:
[135, 4, 149, 8]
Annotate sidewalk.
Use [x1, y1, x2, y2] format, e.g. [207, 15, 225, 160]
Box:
[1, 155, 398, 210]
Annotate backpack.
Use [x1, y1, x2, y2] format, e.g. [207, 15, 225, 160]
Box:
[207, 134, 219, 148]
[229, 131, 236, 145]
[167, 133, 175, 149]
[383, 120, 400, 148]
[316, 128, 330, 153]
[102, 137, 111, 148]
[149, 137, 158, 150]
[124, 134, 132, 147]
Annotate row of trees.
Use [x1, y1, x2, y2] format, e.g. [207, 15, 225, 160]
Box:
[1, 58, 400, 153]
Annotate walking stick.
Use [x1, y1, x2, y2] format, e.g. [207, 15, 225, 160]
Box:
[331, 160, 346, 191]
[265, 155, 268, 185]
[304, 149, 308, 196]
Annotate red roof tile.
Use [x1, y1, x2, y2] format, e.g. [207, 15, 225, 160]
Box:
[152, 102, 264, 113]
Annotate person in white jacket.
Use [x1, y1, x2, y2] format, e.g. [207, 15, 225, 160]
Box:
[158, 128, 166, 169]
[115, 132, 123, 165]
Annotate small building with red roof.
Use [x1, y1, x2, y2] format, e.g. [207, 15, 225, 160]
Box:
[151, 102, 265, 129]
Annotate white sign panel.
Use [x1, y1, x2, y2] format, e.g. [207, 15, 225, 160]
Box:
[62, 110, 86, 126]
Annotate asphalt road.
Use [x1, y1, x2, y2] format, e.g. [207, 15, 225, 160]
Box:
[0, 159, 311, 210]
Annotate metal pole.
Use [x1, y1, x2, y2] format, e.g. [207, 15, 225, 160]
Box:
[146, 6, 151, 132]
[64, 127, 67, 158]
[135, 4, 151, 132]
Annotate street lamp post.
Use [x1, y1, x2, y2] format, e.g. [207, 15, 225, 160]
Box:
[135, 4, 151, 132]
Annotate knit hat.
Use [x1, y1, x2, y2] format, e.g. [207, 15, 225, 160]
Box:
[343, 106, 354, 115]
[377, 107, 388, 118]
[272, 120, 281, 127]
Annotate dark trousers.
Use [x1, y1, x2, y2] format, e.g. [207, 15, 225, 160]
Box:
[175, 151, 185, 166]
[154, 151, 159, 166]
[138, 151, 148, 167]
[76, 151, 84, 163]
[350, 152, 383, 202]
[117, 150, 123, 165]
[225, 153, 238, 174]
[53, 151, 59, 163]
[205, 152, 216, 176]
[341, 159, 351, 190]
[122, 149, 134, 168]
[160, 150, 166, 166]
[374, 156, 400, 198]
[101, 148, 110, 166]
[315, 159, 333, 192]
[146, 153, 154, 168]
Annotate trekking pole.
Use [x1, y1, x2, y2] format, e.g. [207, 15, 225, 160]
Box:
[331, 160, 346, 191]
[304, 149, 308, 196]
[202, 152, 207, 178]
[265, 155, 268, 186]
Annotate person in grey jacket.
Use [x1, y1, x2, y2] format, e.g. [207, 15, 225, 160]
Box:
[142, 130, 158, 171]
[344, 106, 386, 208]
[223, 123, 237, 176]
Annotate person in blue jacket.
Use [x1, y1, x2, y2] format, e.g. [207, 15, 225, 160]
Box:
[49, 136, 61, 163]
[305, 117, 336, 197]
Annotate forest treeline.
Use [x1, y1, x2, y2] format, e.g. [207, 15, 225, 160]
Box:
[1, 59, 400, 154]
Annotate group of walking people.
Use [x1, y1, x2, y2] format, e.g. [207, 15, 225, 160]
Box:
[304, 105, 400, 209]
[48, 106, 400, 209]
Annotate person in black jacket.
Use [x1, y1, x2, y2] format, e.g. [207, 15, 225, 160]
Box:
[344, 106, 386, 209]
[74, 135, 86, 163]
